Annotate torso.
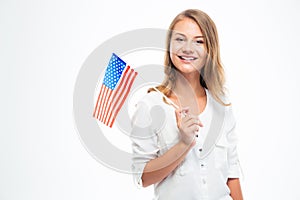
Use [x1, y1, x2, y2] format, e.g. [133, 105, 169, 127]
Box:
[140, 90, 233, 200]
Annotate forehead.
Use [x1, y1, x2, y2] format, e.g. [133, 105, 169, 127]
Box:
[172, 17, 203, 37]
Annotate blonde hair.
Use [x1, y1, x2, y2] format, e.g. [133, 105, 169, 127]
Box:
[149, 9, 229, 106]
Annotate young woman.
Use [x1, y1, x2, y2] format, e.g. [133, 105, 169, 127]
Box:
[131, 9, 243, 200]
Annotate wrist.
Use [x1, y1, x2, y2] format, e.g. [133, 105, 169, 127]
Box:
[178, 139, 195, 151]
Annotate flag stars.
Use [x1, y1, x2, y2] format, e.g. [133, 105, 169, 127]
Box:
[103, 53, 126, 89]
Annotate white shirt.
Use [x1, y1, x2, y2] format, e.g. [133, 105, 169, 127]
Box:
[130, 90, 241, 200]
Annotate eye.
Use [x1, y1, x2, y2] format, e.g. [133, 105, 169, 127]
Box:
[175, 37, 185, 42]
[195, 40, 204, 44]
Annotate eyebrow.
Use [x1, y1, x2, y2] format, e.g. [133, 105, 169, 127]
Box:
[174, 32, 204, 38]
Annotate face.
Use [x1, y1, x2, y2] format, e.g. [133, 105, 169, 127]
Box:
[170, 17, 207, 74]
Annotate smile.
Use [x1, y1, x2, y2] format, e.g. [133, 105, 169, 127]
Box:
[177, 55, 197, 61]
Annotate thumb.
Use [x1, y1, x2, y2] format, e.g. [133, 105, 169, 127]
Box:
[175, 107, 189, 127]
[175, 109, 181, 127]
[180, 107, 189, 117]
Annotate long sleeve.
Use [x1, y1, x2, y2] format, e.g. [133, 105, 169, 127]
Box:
[226, 106, 242, 179]
[130, 101, 160, 187]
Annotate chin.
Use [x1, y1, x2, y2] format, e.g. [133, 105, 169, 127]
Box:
[175, 63, 200, 74]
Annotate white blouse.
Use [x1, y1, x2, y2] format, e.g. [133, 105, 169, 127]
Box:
[130, 90, 241, 200]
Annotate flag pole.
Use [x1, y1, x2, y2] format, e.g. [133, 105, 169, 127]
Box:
[151, 86, 179, 110]
[135, 73, 180, 110]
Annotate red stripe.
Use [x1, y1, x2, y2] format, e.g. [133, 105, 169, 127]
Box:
[107, 69, 137, 127]
[104, 68, 133, 126]
[108, 70, 137, 127]
[95, 85, 105, 119]
[93, 85, 104, 117]
[100, 87, 112, 120]
[97, 86, 109, 120]
[99, 89, 113, 122]
[102, 66, 130, 124]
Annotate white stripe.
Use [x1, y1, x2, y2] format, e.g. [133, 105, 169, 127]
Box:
[99, 86, 109, 120]
[103, 69, 131, 124]
[100, 89, 113, 121]
[96, 85, 105, 118]
[104, 71, 133, 125]
[105, 70, 135, 125]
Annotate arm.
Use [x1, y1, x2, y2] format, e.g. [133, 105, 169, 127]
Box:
[142, 107, 202, 187]
[142, 140, 194, 187]
[227, 178, 243, 200]
[226, 106, 243, 199]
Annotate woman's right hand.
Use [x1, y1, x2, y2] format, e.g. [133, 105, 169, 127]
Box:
[175, 107, 203, 146]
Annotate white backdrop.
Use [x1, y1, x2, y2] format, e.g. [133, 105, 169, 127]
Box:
[1, 0, 300, 199]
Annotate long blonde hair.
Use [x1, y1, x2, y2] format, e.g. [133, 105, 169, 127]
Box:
[149, 9, 229, 106]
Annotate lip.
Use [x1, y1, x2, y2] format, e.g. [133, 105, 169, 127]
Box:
[177, 55, 198, 62]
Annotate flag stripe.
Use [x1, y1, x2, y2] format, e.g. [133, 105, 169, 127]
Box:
[97, 85, 109, 119]
[99, 88, 113, 122]
[104, 69, 134, 125]
[105, 69, 137, 127]
[104, 68, 135, 125]
[99, 89, 112, 121]
[109, 70, 136, 121]
[93, 85, 104, 117]
[108, 70, 137, 127]
[102, 66, 131, 124]
[95, 84, 105, 119]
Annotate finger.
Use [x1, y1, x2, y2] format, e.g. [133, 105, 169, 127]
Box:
[179, 107, 189, 118]
[175, 109, 181, 127]
[187, 126, 199, 136]
[181, 107, 190, 113]
[175, 108, 189, 127]
[189, 116, 204, 127]
[181, 112, 196, 123]
[198, 119, 204, 127]
[176, 107, 190, 124]
[183, 116, 201, 127]
[189, 125, 199, 133]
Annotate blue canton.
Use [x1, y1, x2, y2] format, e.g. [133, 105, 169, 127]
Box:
[103, 53, 126, 89]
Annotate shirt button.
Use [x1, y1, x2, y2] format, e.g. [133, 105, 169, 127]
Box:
[202, 179, 206, 184]
[199, 148, 202, 152]
[201, 164, 204, 167]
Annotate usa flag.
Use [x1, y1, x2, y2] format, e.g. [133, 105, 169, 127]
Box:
[93, 53, 138, 127]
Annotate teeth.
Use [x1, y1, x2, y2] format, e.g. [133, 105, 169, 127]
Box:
[180, 56, 196, 60]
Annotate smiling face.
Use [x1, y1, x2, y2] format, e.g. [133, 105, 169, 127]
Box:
[169, 17, 207, 74]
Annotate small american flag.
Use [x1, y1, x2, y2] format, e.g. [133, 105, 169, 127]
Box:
[93, 53, 138, 127]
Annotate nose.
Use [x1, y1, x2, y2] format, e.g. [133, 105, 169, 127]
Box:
[182, 40, 194, 54]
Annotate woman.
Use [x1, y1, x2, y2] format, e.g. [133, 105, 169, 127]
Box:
[131, 9, 243, 200]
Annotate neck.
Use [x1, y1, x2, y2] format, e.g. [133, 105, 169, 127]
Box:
[173, 71, 206, 98]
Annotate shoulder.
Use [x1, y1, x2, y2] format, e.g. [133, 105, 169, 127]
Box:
[130, 91, 170, 129]
[134, 91, 165, 109]
[207, 90, 236, 125]
[131, 91, 165, 117]
[206, 89, 232, 111]
[140, 91, 162, 102]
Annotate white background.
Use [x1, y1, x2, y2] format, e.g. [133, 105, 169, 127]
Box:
[1, 0, 300, 199]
